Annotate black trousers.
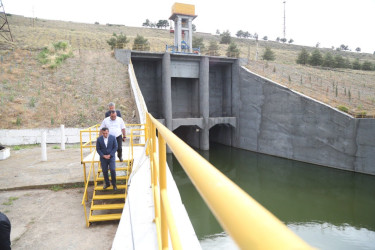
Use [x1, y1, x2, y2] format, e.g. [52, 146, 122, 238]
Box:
[116, 135, 122, 159]
[100, 158, 116, 186]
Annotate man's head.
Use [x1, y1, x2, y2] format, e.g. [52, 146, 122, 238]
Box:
[109, 109, 117, 120]
[108, 102, 116, 112]
[101, 127, 109, 138]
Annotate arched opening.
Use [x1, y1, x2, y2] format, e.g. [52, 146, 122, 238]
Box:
[209, 124, 234, 146]
[173, 125, 201, 149]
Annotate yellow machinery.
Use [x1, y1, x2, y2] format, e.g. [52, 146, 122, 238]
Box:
[80, 124, 145, 227]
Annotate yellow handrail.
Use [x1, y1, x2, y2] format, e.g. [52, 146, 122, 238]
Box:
[146, 112, 313, 250]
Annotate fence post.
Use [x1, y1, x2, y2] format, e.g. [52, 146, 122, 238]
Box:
[41, 131, 47, 161]
[60, 124, 65, 150]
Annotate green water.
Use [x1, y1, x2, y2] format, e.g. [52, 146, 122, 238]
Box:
[167, 143, 375, 250]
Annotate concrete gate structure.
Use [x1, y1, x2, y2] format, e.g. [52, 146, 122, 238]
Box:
[115, 49, 375, 176]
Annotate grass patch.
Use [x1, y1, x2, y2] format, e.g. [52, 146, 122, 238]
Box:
[37, 41, 73, 69]
[50, 185, 63, 192]
[11, 144, 40, 151]
[52, 145, 60, 149]
[337, 105, 349, 113]
[2, 196, 19, 205]
[66, 144, 81, 149]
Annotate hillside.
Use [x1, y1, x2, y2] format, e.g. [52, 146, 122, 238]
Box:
[1, 15, 374, 130]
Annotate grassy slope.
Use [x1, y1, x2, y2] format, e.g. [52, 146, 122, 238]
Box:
[0, 15, 374, 130]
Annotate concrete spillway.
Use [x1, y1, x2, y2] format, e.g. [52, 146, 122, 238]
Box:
[115, 50, 375, 176]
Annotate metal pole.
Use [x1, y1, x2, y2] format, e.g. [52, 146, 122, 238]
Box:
[41, 131, 47, 161]
[60, 124, 65, 150]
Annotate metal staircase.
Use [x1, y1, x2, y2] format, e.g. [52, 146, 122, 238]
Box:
[88, 162, 132, 224]
[80, 124, 144, 227]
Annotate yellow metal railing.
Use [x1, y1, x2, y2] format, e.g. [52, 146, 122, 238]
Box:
[146, 112, 313, 250]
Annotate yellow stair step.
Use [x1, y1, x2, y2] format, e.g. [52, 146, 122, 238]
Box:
[95, 184, 127, 191]
[93, 194, 126, 200]
[89, 213, 122, 222]
[91, 203, 124, 210]
[96, 176, 128, 182]
[98, 167, 130, 173]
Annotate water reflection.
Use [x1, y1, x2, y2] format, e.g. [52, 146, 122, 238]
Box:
[168, 143, 375, 249]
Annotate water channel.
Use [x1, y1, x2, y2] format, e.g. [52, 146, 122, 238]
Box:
[167, 143, 375, 250]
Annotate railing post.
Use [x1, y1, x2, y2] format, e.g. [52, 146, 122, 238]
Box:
[158, 134, 168, 249]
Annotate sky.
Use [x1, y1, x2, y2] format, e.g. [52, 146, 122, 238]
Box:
[4, 0, 375, 53]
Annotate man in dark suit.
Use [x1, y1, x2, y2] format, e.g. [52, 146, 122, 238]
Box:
[96, 127, 118, 190]
[105, 102, 122, 118]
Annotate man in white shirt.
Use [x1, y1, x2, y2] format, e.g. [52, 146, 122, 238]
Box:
[99, 110, 126, 162]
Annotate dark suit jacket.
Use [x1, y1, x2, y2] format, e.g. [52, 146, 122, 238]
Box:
[96, 134, 118, 161]
[105, 110, 122, 118]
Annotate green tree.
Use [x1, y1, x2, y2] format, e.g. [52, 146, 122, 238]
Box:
[362, 61, 373, 71]
[263, 36, 268, 41]
[216, 29, 220, 35]
[308, 49, 323, 66]
[355, 47, 361, 52]
[276, 37, 280, 42]
[280, 38, 287, 43]
[296, 48, 310, 65]
[226, 42, 240, 57]
[132, 34, 150, 51]
[236, 30, 244, 38]
[220, 30, 231, 44]
[262, 47, 275, 61]
[334, 54, 345, 68]
[192, 36, 205, 51]
[288, 38, 294, 44]
[192, 24, 196, 31]
[352, 59, 361, 70]
[142, 19, 150, 27]
[322, 52, 335, 68]
[207, 40, 220, 56]
[243, 31, 251, 39]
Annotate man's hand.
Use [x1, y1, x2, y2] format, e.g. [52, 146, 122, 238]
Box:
[103, 155, 110, 159]
[122, 136, 126, 142]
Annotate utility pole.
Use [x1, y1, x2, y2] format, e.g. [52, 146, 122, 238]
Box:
[0, 0, 13, 42]
[283, 1, 286, 40]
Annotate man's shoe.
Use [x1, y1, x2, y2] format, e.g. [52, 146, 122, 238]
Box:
[103, 183, 110, 189]
[113, 186, 118, 191]
[119, 157, 123, 162]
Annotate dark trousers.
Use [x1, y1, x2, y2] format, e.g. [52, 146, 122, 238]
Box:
[0, 212, 11, 250]
[116, 135, 122, 159]
[100, 158, 116, 187]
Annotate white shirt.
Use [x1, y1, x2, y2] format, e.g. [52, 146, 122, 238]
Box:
[103, 136, 108, 147]
[99, 116, 126, 137]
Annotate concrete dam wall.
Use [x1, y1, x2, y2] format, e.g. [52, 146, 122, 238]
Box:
[115, 50, 375, 175]
[235, 67, 375, 175]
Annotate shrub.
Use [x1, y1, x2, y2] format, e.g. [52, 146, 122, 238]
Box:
[220, 30, 231, 44]
[323, 53, 335, 68]
[262, 47, 275, 61]
[107, 33, 129, 50]
[226, 43, 240, 57]
[192, 36, 205, 51]
[337, 105, 349, 113]
[296, 48, 309, 65]
[132, 34, 150, 51]
[362, 61, 373, 71]
[308, 49, 323, 66]
[206, 41, 220, 56]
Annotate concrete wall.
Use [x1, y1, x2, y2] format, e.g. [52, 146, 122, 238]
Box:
[132, 60, 163, 119]
[171, 78, 199, 118]
[0, 128, 85, 145]
[209, 64, 232, 117]
[235, 67, 375, 175]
